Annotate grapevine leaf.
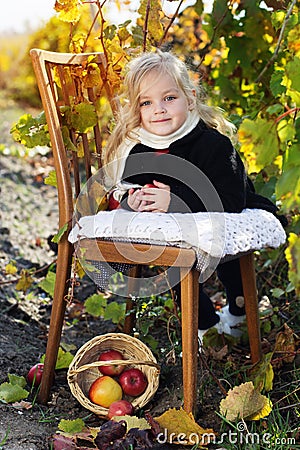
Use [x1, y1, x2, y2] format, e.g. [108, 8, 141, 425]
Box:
[154, 407, 215, 446]
[104, 301, 126, 324]
[138, 0, 164, 42]
[44, 170, 58, 188]
[274, 323, 296, 364]
[5, 261, 17, 275]
[52, 434, 76, 449]
[68, 103, 98, 133]
[270, 70, 286, 97]
[285, 233, 300, 295]
[55, 347, 74, 369]
[285, 57, 300, 92]
[8, 374, 27, 389]
[112, 415, 151, 431]
[85, 293, 107, 317]
[219, 381, 272, 421]
[16, 270, 33, 293]
[55, 0, 82, 23]
[238, 118, 279, 173]
[58, 418, 85, 434]
[248, 352, 274, 392]
[38, 271, 56, 297]
[40, 347, 74, 369]
[0, 382, 29, 403]
[52, 222, 69, 243]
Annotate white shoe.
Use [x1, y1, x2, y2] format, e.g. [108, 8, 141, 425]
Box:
[198, 319, 231, 346]
[216, 305, 246, 337]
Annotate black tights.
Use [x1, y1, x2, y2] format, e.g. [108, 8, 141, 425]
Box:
[169, 258, 246, 330]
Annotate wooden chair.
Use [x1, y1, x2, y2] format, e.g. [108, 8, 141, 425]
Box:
[30, 48, 262, 415]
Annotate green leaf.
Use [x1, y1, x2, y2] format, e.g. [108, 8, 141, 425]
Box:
[0, 382, 29, 403]
[286, 57, 300, 92]
[44, 170, 57, 188]
[38, 271, 56, 297]
[248, 352, 274, 392]
[270, 71, 286, 97]
[52, 222, 69, 243]
[271, 287, 285, 298]
[55, 347, 74, 369]
[40, 347, 74, 370]
[58, 418, 85, 434]
[285, 233, 300, 295]
[85, 293, 107, 317]
[104, 301, 126, 324]
[238, 118, 279, 173]
[68, 103, 98, 133]
[7, 374, 27, 388]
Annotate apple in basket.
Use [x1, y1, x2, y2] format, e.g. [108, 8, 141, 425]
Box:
[89, 376, 122, 408]
[108, 399, 134, 419]
[98, 349, 125, 376]
[118, 368, 148, 397]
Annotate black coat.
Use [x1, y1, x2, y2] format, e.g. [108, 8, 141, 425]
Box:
[121, 120, 281, 218]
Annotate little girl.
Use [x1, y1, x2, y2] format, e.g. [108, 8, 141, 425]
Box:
[103, 50, 282, 341]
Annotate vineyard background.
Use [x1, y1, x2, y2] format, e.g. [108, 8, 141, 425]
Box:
[0, 0, 299, 449]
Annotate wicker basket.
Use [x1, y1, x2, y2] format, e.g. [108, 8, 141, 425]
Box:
[67, 333, 160, 417]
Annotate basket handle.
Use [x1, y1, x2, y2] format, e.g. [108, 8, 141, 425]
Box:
[68, 359, 160, 378]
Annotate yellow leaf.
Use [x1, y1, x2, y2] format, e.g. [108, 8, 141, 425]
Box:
[5, 262, 17, 275]
[285, 233, 300, 295]
[247, 397, 273, 421]
[220, 381, 272, 421]
[155, 407, 215, 446]
[248, 352, 274, 392]
[16, 270, 33, 292]
[55, 0, 82, 23]
[112, 415, 151, 431]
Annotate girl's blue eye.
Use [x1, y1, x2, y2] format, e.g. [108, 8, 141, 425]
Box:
[165, 96, 176, 101]
[140, 100, 151, 107]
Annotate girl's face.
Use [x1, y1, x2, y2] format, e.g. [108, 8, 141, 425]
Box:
[138, 71, 193, 136]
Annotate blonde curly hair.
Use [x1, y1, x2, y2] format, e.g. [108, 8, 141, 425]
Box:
[103, 50, 235, 166]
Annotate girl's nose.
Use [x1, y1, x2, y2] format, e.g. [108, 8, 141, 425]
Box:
[154, 102, 166, 113]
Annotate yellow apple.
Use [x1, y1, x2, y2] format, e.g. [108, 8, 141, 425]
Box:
[89, 375, 123, 408]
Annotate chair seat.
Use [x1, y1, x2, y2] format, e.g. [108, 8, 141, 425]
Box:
[69, 208, 286, 281]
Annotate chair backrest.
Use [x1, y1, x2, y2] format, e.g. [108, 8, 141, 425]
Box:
[30, 49, 117, 230]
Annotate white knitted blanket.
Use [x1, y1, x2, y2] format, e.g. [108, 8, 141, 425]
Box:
[69, 208, 286, 259]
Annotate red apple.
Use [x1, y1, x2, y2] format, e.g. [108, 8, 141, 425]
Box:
[144, 183, 156, 188]
[27, 363, 44, 387]
[108, 399, 134, 419]
[108, 193, 120, 210]
[118, 368, 148, 397]
[98, 349, 125, 376]
[89, 376, 123, 408]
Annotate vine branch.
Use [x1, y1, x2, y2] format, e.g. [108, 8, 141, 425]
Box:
[143, 0, 152, 52]
[158, 0, 185, 48]
[256, 0, 297, 82]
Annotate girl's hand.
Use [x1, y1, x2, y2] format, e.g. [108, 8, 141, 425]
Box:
[138, 180, 171, 213]
[127, 187, 145, 211]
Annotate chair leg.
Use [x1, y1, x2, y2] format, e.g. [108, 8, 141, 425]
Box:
[123, 265, 141, 334]
[180, 268, 199, 415]
[38, 240, 72, 404]
[239, 253, 262, 364]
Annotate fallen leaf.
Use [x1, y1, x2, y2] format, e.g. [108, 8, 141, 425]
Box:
[248, 352, 274, 392]
[12, 400, 32, 410]
[155, 407, 215, 446]
[274, 323, 296, 365]
[219, 381, 272, 421]
[112, 415, 151, 431]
